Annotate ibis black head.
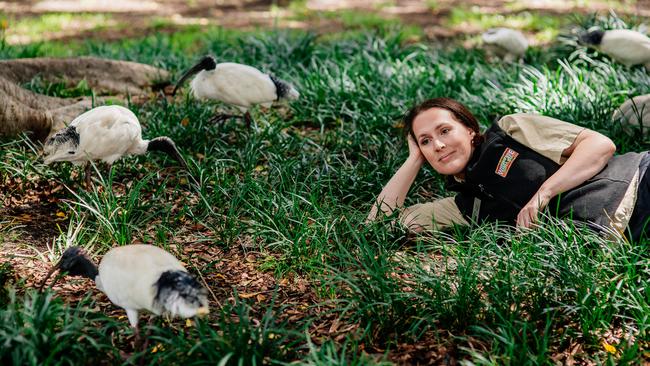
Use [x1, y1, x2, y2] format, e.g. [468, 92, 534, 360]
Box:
[147, 136, 189, 170]
[38, 246, 98, 291]
[44, 126, 80, 149]
[153, 270, 209, 318]
[579, 28, 605, 46]
[172, 56, 217, 96]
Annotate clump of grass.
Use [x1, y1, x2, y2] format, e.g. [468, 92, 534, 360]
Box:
[143, 297, 304, 365]
[0, 262, 15, 307]
[22, 76, 94, 98]
[4, 13, 114, 43]
[446, 6, 567, 32]
[0, 135, 60, 184]
[298, 337, 392, 365]
[0, 289, 120, 365]
[323, 216, 649, 364]
[64, 171, 164, 246]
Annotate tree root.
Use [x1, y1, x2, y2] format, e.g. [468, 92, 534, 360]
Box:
[0, 57, 170, 141]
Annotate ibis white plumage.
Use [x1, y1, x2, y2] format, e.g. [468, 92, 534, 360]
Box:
[172, 55, 300, 125]
[481, 28, 528, 62]
[43, 105, 188, 185]
[612, 94, 650, 140]
[39, 245, 209, 330]
[579, 28, 650, 70]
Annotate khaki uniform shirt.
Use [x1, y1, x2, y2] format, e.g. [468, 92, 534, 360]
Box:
[400, 113, 640, 233]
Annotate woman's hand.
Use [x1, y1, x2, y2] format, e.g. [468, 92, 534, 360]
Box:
[407, 134, 424, 164]
[516, 188, 552, 229]
[516, 128, 615, 229]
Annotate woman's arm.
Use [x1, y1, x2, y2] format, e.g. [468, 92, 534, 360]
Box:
[517, 128, 617, 228]
[367, 135, 425, 221]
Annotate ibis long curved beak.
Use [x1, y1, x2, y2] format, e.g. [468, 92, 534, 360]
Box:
[147, 137, 202, 188]
[166, 142, 189, 171]
[172, 62, 205, 96]
[38, 262, 61, 292]
[173, 56, 217, 96]
[147, 137, 188, 170]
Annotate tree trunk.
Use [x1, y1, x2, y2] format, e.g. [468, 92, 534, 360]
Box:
[0, 57, 170, 141]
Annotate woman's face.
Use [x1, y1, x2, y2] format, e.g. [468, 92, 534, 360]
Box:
[412, 107, 476, 177]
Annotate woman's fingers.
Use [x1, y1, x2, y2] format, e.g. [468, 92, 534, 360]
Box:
[407, 135, 419, 153]
[406, 134, 425, 164]
[517, 205, 538, 228]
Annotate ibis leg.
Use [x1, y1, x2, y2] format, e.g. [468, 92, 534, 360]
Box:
[84, 164, 92, 188]
[104, 163, 113, 184]
[244, 111, 253, 127]
[141, 316, 154, 354]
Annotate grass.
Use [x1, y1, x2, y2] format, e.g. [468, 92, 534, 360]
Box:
[0, 290, 122, 365]
[3, 13, 117, 44]
[0, 10, 649, 365]
[446, 7, 568, 32]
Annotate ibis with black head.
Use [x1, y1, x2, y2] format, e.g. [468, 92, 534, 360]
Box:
[43, 105, 189, 186]
[579, 28, 650, 70]
[172, 55, 300, 126]
[39, 245, 209, 332]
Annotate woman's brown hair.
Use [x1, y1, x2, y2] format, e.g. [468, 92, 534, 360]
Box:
[403, 97, 484, 146]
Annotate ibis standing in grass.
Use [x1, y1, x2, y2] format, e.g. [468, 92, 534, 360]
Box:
[39, 245, 209, 334]
[579, 28, 650, 70]
[43, 105, 189, 186]
[481, 28, 528, 62]
[172, 55, 300, 126]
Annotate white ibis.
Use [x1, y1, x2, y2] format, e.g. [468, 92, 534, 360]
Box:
[43, 105, 189, 186]
[481, 28, 528, 62]
[39, 245, 209, 332]
[579, 28, 650, 70]
[172, 55, 300, 126]
[612, 94, 650, 139]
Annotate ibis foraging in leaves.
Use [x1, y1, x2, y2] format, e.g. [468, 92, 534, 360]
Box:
[172, 55, 300, 126]
[481, 28, 528, 62]
[43, 105, 189, 186]
[579, 28, 650, 70]
[39, 245, 209, 332]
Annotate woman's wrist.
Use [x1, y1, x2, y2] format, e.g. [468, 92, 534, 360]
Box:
[406, 154, 425, 167]
[535, 185, 554, 206]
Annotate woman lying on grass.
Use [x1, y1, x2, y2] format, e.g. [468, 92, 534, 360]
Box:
[368, 97, 650, 242]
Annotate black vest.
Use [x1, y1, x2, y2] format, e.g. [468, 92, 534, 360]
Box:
[447, 123, 645, 229]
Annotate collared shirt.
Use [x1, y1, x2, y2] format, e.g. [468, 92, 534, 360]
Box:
[401, 113, 640, 233]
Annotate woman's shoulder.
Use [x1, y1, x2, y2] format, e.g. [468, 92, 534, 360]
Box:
[495, 113, 585, 138]
[492, 113, 586, 164]
[495, 113, 580, 131]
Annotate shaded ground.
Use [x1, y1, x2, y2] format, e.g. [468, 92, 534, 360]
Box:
[0, 218, 457, 364]
[0, 166, 462, 363]
[1, 0, 650, 44]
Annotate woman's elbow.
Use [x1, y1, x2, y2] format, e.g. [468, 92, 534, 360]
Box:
[602, 137, 616, 159]
[589, 131, 616, 160]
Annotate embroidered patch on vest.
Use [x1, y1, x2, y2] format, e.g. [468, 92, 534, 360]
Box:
[495, 148, 519, 177]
